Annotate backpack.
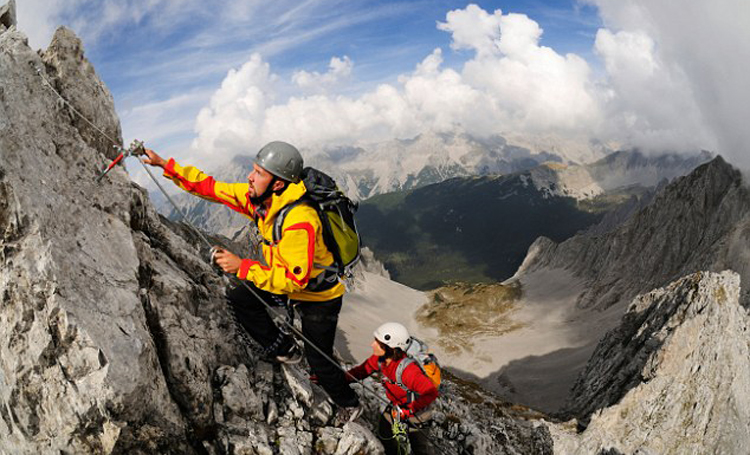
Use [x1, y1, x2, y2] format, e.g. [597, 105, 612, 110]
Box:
[273, 167, 361, 290]
[385, 337, 442, 404]
[399, 336, 442, 390]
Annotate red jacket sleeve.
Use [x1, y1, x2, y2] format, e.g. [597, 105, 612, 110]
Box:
[345, 355, 380, 383]
[162, 158, 253, 217]
[401, 363, 439, 413]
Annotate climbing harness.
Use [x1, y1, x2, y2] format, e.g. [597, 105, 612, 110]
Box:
[391, 407, 413, 455]
[35, 65, 458, 455]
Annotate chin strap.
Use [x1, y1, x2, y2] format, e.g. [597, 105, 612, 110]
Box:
[249, 176, 288, 205]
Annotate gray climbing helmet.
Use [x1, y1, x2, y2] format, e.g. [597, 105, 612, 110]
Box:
[255, 141, 304, 183]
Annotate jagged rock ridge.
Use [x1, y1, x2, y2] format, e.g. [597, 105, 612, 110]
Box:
[516, 155, 750, 310]
[0, 23, 239, 452]
[0, 20, 552, 454]
[550, 271, 750, 454]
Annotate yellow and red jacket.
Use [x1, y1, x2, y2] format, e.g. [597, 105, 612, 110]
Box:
[163, 158, 345, 302]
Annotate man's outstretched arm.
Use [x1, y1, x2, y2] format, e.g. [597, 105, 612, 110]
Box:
[142, 148, 253, 217]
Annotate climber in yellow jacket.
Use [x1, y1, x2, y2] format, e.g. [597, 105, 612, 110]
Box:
[142, 142, 361, 421]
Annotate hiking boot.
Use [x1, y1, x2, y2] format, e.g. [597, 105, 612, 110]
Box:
[275, 343, 302, 364]
[333, 404, 363, 427]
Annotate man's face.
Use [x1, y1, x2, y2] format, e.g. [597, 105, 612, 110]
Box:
[247, 163, 274, 197]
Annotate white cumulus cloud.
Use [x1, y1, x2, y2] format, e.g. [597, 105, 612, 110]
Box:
[189, 2, 745, 167]
[189, 54, 277, 166]
[189, 5, 603, 164]
[437, 4, 502, 58]
[292, 56, 353, 91]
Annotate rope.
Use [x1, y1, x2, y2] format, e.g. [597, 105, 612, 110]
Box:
[36, 66, 121, 147]
[35, 66, 460, 455]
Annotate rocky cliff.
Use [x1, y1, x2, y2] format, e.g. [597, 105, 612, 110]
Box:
[515, 155, 750, 311]
[1, 23, 240, 453]
[550, 271, 750, 454]
[0, 1, 15, 31]
[0, 14, 552, 455]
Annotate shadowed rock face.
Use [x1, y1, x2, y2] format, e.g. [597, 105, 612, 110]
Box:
[0, 23, 553, 455]
[551, 271, 750, 454]
[517, 155, 750, 311]
[0, 0, 15, 30]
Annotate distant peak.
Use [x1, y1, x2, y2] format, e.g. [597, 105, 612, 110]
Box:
[708, 154, 726, 165]
[697, 154, 737, 179]
[230, 154, 254, 167]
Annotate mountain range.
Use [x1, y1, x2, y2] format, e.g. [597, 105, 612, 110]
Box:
[462, 155, 749, 412]
[3, 8, 749, 454]
[358, 150, 709, 289]
[158, 133, 595, 237]
[161, 147, 710, 290]
[304, 132, 611, 200]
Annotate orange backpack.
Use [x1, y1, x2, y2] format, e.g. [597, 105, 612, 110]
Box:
[395, 337, 442, 392]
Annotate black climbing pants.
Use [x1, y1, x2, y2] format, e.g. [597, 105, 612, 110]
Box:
[226, 283, 359, 408]
[377, 412, 435, 455]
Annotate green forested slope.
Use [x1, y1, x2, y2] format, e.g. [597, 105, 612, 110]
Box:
[358, 174, 605, 289]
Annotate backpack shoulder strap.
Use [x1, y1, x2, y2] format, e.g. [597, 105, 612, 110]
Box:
[395, 357, 418, 391]
[272, 197, 342, 292]
[272, 199, 309, 243]
[396, 357, 427, 405]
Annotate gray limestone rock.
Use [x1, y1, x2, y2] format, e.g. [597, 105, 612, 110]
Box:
[2, 27, 177, 453]
[316, 426, 344, 454]
[335, 422, 384, 455]
[551, 271, 750, 454]
[282, 363, 315, 408]
[41, 27, 122, 159]
[0, 24, 242, 454]
[216, 365, 265, 423]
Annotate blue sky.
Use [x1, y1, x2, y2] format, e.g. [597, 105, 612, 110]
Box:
[15, 0, 750, 176]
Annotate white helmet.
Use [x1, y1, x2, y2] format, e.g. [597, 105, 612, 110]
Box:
[373, 322, 411, 350]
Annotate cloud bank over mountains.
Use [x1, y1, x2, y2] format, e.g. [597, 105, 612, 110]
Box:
[191, 5, 604, 163]
[189, 1, 746, 169]
[591, 0, 749, 167]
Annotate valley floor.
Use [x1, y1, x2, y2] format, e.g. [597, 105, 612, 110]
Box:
[338, 268, 626, 414]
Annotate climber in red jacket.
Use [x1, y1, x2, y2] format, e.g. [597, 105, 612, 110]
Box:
[346, 322, 438, 455]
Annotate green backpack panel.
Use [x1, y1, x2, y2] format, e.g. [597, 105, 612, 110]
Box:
[273, 167, 361, 289]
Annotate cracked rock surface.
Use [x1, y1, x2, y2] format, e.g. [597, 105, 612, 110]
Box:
[0, 22, 553, 455]
[550, 271, 750, 454]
